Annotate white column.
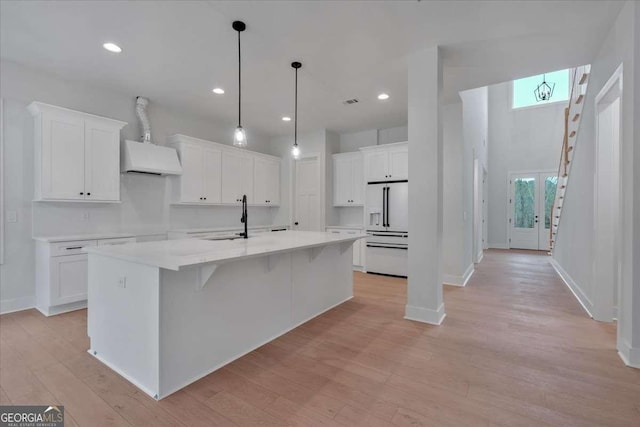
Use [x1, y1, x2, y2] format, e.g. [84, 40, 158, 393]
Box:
[619, 0, 640, 368]
[405, 46, 445, 324]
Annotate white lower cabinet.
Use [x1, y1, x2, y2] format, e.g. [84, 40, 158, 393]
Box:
[36, 236, 135, 316]
[326, 227, 365, 270]
[50, 253, 89, 306]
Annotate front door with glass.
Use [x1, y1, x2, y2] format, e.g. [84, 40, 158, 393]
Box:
[509, 172, 557, 250]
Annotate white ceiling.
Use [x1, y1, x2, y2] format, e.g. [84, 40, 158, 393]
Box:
[0, 1, 624, 137]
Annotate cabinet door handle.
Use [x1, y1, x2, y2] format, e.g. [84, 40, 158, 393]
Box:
[87, 192, 91, 196]
[79, 192, 84, 195]
[66, 246, 83, 250]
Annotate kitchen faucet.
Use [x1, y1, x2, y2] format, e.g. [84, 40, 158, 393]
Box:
[240, 194, 248, 238]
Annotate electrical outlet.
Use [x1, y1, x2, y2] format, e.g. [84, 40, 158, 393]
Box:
[82, 211, 90, 222]
[6, 210, 17, 223]
[118, 277, 127, 289]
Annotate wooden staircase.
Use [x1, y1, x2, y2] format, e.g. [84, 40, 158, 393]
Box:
[549, 65, 591, 253]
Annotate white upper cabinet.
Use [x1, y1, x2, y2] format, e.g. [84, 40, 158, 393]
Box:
[361, 142, 408, 182]
[169, 134, 280, 206]
[169, 135, 222, 204]
[221, 151, 254, 204]
[364, 150, 388, 182]
[333, 152, 363, 206]
[388, 146, 409, 180]
[254, 156, 280, 205]
[84, 118, 121, 201]
[202, 147, 223, 203]
[29, 102, 126, 202]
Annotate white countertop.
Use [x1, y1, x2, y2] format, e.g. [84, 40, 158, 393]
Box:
[33, 232, 137, 243]
[86, 230, 366, 271]
[168, 224, 288, 234]
[326, 225, 364, 230]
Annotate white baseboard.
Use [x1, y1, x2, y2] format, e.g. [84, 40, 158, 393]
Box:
[618, 340, 640, 369]
[36, 300, 87, 317]
[488, 243, 508, 249]
[443, 263, 475, 287]
[405, 302, 446, 325]
[0, 296, 35, 315]
[549, 257, 594, 318]
[476, 251, 484, 263]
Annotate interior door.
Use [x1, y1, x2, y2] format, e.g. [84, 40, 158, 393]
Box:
[509, 173, 539, 250]
[294, 156, 320, 231]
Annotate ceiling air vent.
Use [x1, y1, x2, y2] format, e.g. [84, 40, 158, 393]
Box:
[343, 98, 359, 105]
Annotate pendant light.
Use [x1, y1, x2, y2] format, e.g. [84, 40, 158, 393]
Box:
[291, 61, 302, 158]
[232, 20, 247, 147]
[534, 74, 555, 102]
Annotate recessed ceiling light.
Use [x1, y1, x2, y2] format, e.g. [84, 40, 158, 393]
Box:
[377, 93, 390, 100]
[282, 116, 291, 122]
[212, 88, 225, 95]
[102, 42, 122, 53]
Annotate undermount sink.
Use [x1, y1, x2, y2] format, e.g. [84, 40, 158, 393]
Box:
[201, 235, 251, 241]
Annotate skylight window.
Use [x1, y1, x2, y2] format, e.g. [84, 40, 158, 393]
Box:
[512, 69, 570, 109]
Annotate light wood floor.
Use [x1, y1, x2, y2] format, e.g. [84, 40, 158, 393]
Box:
[1, 249, 639, 426]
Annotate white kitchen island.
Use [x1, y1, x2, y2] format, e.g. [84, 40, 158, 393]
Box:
[85, 230, 365, 399]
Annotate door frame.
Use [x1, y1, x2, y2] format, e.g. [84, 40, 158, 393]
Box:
[592, 63, 623, 323]
[291, 152, 325, 231]
[506, 169, 556, 250]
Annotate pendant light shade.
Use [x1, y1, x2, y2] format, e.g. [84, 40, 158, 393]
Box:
[233, 20, 248, 148]
[534, 74, 555, 102]
[291, 61, 302, 158]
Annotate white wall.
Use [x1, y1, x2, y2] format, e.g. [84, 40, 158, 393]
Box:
[487, 82, 565, 248]
[441, 102, 468, 285]
[458, 87, 488, 278]
[552, 1, 639, 366]
[0, 60, 278, 312]
[339, 125, 408, 153]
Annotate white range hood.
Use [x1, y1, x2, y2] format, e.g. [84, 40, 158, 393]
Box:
[122, 140, 182, 176]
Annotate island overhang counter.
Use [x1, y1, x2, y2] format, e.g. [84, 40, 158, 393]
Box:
[85, 230, 366, 399]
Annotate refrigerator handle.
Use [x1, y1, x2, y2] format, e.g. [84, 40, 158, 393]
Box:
[382, 187, 387, 228]
[386, 186, 390, 227]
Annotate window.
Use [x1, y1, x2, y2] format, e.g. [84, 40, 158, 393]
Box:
[512, 69, 570, 109]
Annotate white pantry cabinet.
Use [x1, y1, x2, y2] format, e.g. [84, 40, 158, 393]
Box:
[326, 227, 365, 270]
[333, 152, 363, 206]
[35, 236, 136, 316]
[361, 142, 408, 182]
[170, 136, 222, 204]
[254, 156, 280, 205]
[28, 102, 126, 202]
[221, 151, 254, 204]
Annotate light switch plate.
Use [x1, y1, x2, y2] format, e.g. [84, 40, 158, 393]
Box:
[6, 210, 17, 223]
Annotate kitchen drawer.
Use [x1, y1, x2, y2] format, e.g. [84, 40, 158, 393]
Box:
[98, 237, 136, 246]
[50, 240, 97, 256]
